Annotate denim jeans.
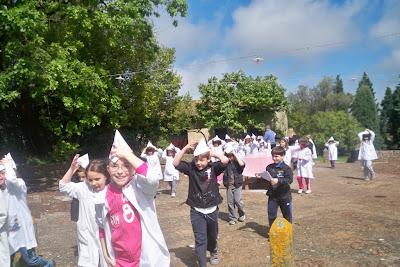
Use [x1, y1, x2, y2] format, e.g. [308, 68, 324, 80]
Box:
[267, 198, 292, 227]
[11, 247, 54, 267]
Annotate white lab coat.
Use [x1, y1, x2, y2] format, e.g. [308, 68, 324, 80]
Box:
[325, 142, 339, 161]
[4, 164, 37, 255]
[295, 147, 314, 178]
[162, 149, 180, 182]
[244, 142, 259, 155]
[141, 150, 163, 180]
[95, 168, 170, 267]
[59, 181, 106, 267]
[308, 139, 318, 159]
[283, 147, 292, 166]
[358, 130, 378, 161]
[0, 187, 10, 266]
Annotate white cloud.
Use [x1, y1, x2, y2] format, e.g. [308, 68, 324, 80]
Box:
[370, 0, 400, 70]
[176, 55, 238, 99]
[226, 0, 365, 57]
[153, 12, 221, 59]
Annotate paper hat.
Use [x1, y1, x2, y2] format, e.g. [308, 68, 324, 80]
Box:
[77, 154, 89, 169]
[212, 136, 222, 142]
[225, 134, 232, 140]
[5, 153, 17, 169]
[110, 130, 132, 163]
[166, 143, 176, 151]
[328, 136, 334, 142]
[224, 144, 234, 154]
[0, 165, 4, 172]
[193, 138, 210, 157]
[146, 141, 157, 149]
[244, 134, 251, 140]
[251, 134, 256, 140]
[257, 135, 263, 140]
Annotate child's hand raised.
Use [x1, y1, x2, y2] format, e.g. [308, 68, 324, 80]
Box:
[185, 141, 197, 151]
[110, 144, 133, 160]
[69, 154, 81, 173]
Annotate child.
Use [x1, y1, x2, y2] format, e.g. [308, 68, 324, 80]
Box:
[1, 156, 55, 267]
[70, 154, 89, 222]
[294, 138, 314, 194]
[325, 137, 339, 168]
[243, 134, 259, 155]
[173, 138, 229, 267]
[141, 141, 163, 181]
[97, 130, 170, 267]
[59, 155, 109, 267]
[208, 136, 225, 185]
[223, 145, 246, 225]
[358, 129, 378, 180]
[262, 146, 293, 227]
[279, 138, 292, 167]
[162, 143, 180, 197]
[0, 163, 10, 267]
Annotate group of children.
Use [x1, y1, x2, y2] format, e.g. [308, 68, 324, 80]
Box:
[0, 128, 377, 267]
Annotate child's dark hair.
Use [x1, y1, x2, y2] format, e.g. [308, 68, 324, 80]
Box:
[86, 159, 110, 184]
[298, 137, 308, 146]
[271, 146, 286, 156]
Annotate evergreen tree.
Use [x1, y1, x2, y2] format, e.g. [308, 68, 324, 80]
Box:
[380, 87, 393, 147]
[351, 84, 382, 149]
[334, 74, 344, 93]
[358, 72, 375, 97]
[390, 81, 400, 148]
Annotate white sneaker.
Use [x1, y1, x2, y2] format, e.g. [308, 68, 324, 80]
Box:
[305, 189, 312, 194]
[171, 192, 176, 198]
[298, 189, 303, 194]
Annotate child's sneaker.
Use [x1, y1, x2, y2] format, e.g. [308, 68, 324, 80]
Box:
[228, 220, 236, 225]
[297, 189, 303, 194]
[305, 189, 312, 194]
[238, 215, 246, 222]
[210, 251, 220, 265]
[171, 192, 176, 198]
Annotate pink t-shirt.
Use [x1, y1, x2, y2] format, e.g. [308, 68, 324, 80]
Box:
[101, 163, 148, 267]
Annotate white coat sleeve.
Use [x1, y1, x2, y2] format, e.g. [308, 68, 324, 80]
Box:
[161, 150, 167, 159]
[135, 169, 159, 197]
[5, 165, 27, 194]
[369, 130, 375, 142]
[59, 180, 81, 199]
[0, 193, 7, 229]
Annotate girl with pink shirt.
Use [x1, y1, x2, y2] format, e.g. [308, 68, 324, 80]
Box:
[97, 131, 170, 267]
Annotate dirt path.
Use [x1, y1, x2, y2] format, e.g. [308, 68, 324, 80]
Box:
[27, 160, 400, 266]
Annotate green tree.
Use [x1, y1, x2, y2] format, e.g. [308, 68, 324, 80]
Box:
[389, 81, 400, 148]
[380, 87, 393, 147]
[197, 71, 287, 133]
[309, 111, 362, 155]
[0, 0, 187, 158]
[334, 74, 344, 93]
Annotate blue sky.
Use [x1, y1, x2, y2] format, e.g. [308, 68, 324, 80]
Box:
[154, 0, 400, 102]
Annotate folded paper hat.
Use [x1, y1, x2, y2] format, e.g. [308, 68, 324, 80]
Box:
[251, 134, 256, 139]
[166, 143, 176, 151]
[224, 144, 234, 154]
[244, 134, 251, 140]
[0, 164, 4, 172]
[110, 130, 132, 163]
[212, 136, 221, 142]
[5, 153, 17, 169]
[225, 134, 231, 140]
[328, 136, 334, 141]
[77, 154, 90, 169]
[193, 138, 210, 157]
[146, 141, 157, 149]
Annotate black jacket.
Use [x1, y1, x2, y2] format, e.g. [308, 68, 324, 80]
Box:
[223, 160, 245, 188]
[265, 161, 293, 200]
[176, 160, 226, 208]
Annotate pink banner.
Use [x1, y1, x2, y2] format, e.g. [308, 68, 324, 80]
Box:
[242, 152, 274, 177]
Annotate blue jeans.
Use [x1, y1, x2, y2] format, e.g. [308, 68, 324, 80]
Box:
[11, 247, 54, 267]
[268, 198, 293, 227]
[190, 207, 219, 267]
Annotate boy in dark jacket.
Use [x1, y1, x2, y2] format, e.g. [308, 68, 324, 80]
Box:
[223, 145, 246, 225]
[264, 146, 293, 227]
[173, 139, 229, 267]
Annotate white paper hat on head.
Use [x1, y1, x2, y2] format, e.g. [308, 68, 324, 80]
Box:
[212, 136, 221, 142]
[193, 138, 210, 157]
[146, 141, 157, 149]
[251, 134, 256, 140]
[0, 165, 4, 172]
[110, 130, 132, 163]
[328, 136, 334, 141]
[224, 144, 234, 154]
[244, 134, 251, 140]
[225, 134, 231, 140]
[5, 153, 17, 169]
[166, 143, 176, 150]
[77, 154, 90, 169]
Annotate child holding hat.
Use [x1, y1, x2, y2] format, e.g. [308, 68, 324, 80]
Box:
[324, 137, 339, 168]
[162, 143, 180, 197]
[173, 139, 229, 267]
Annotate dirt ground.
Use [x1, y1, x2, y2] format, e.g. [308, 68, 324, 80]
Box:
[21, 159, 400, 267]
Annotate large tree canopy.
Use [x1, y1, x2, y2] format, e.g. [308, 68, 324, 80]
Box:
[0, 0, 188, 158]
[197, 71, 287, 133]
